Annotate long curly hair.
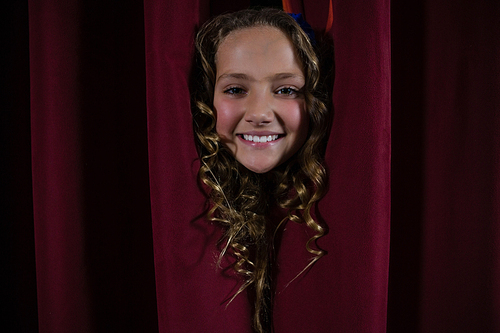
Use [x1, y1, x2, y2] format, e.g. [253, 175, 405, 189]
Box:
[191, 8, 332, 333]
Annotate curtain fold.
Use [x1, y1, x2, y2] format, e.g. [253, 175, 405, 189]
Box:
[29, 0, 157, 332]
[144, 1, 253, 332]
[29, 2, 91, 331]
[419, 1, 500, 331]
[273, 0, 391, 332]
[389, 0, 500, 332]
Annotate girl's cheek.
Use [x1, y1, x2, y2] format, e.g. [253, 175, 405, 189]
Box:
[214, 100, 240, 135]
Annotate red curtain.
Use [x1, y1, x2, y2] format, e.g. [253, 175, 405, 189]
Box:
[2, 0, 498, 332]
[143, 0, 253, 332]
[389, 0, 500, 332]
[27, 0, 157, 332]
[143, 0, 389, 332]
[420, 1, 500, 330]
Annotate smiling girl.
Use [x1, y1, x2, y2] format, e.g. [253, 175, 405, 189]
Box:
[192, 8, 332, 333]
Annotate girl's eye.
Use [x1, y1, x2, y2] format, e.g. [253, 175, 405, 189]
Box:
[224, 87, 245, 95]
[276, 87, 299, 96]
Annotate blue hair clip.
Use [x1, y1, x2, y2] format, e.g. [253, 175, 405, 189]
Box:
[288, 13, 316, 46]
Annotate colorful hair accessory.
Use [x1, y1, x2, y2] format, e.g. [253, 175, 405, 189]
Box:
[288, 13, 316, 46]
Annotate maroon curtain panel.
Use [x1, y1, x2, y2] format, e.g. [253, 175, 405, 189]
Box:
[390, 0, 500, 332]
[144, 0, 253, 332]
[144, 0, 390, 332]
[419, 1, 500, 332]
[0, 0, 494, 332]
[29, 2, 92, 330]
[28, 0, 157, 332]
[273, 0, 391, 332]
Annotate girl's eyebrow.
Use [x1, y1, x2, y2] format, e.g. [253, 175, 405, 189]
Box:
[217, 72, 304, 82]
[272, 73, 305, 80]
[217, 73, 250, 81]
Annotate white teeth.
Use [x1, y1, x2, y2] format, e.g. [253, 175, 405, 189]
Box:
[242, 134, 279, 143]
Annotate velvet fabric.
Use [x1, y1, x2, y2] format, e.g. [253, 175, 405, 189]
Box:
[389, 1, 500, 332]
[276, 0, 391, 332]
[1, 0, 498, 332]
[27, 0, 157, 332]
[144, 0, 389, 331]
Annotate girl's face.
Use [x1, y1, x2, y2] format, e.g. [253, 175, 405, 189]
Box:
[213, 26, 309, 174]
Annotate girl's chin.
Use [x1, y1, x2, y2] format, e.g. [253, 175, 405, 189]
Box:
[241, 163, 275, 174]
[236, 157, 286, 174]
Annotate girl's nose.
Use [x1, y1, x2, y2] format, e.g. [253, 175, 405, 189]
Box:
[244, 91, 274, 125]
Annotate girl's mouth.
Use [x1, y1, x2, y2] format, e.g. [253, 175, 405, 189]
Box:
[241, 134, 281, 143]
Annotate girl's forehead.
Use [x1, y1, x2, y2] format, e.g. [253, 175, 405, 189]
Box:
[215, 26, 303, 76]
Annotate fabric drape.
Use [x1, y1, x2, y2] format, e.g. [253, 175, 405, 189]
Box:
[389, 1, 500, 332]
[275, 0, 391, 332]
[1, 0, 498, 332]
[419, 1, 500, 331]
[144, 0, 390, 332]
[28, 0, 157, 332]
[144, 0, 253, 332]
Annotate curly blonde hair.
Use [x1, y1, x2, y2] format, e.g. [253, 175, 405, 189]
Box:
[191, 8, 332, 333]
